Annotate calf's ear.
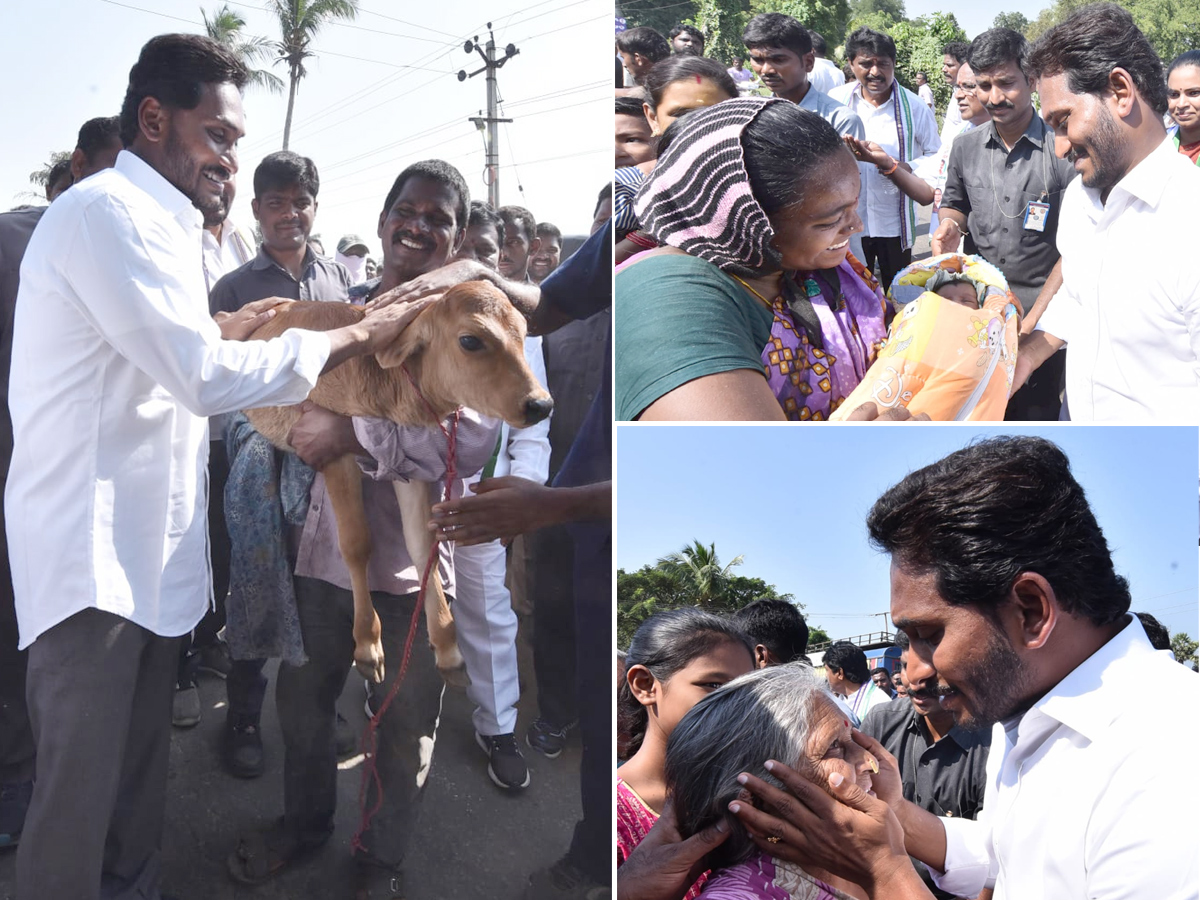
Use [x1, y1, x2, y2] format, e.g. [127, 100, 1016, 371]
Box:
[375, 333, 424, 369]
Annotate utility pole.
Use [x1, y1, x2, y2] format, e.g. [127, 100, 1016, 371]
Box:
[458, 24, 519, 208]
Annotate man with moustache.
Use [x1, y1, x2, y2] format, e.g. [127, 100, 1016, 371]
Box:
[931, 28, 1076, 420]
[727, 435, 1198, 900]
[921, 60, 992, 239]
[1014, 3, 1200, 420]
[6, 34, 427, 900]
[861, 631, 990, 900]
[228, 159, 501, 897]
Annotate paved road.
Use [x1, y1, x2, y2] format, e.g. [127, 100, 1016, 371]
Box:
[0, 615, 582, 900]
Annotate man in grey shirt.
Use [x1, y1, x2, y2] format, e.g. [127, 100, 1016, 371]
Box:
[932, 28, 1075, 420]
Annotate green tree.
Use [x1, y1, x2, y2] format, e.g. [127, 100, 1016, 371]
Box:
[203, 5, 285, 96]
[807, 625, 831, 646]
[1171, 632, 1198, 670]
[992, 11, 1029, 32]
[28, 151, 71, 193]
[655, 540, 744, 604]
[268, 0, 360, 150]
[690, 0, 751, 67]
[1024, 0, 1199, 71]
[620, 0, 700, 42]
[749, 0, 853, 49]
[888, 12, 966, 120]
[848, 0, 904, 24]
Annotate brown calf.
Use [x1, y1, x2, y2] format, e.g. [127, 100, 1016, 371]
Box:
[242, 280, 552, 685]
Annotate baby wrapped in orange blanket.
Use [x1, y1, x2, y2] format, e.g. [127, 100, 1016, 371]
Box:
[830, 254, 1022, 421]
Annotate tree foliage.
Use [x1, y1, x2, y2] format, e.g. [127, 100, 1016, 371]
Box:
[620, 0, 700, 41]
[749, 0, 853, 50]
[808, 625, 832, 646]
[992, 10, 1030, 32]
[618, 541, 799, 647]
[848, 0, 904, 25]
[1171, 632, 1199, 671]
[202, 4, 285, 96]
[690, 0, 752, 67]
[888, 12, 966, 120]
[28, 151, 71, 191]
[1023, 0, 1199, 62]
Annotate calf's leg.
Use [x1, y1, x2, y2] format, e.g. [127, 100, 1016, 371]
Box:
[321, 454, 385, 684]
[393, 479, 467, 687]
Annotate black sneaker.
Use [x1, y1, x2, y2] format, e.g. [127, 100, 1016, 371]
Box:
[222, 718, 265, 779]
[0, 779, 33, 848]
[172, 678, 201, 729]
[475, 732, 530, 791]
[525, 718, 574, 759]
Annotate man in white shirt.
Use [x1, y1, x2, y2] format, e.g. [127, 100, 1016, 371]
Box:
[727, 435, 1198, 900]
[823, 641, 894, 726]
[5, 33, 429, 900]
[915, 72, 934, 110]
[1014, 5, 1200, 420]
[939, 42, 969, 143]
[808, 29, 846, 96]
[831, 27, 940, 292]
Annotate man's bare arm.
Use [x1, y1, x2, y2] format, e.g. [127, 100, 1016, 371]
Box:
[1019, 258, 1062, 335]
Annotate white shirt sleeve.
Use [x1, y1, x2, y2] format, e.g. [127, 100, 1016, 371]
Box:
[930, 815, 996, 896]
[63, 192, 329, 417]
[503, 335, 551, 484]
[1033, 284, 1075, 344]
[909, 97, 943, 169]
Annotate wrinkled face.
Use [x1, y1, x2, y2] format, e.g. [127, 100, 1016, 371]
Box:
[391, 280, 553, 428]
[252, 183, 316, 254]
[769, 150, 863, 272]
[850, 52, 895, 100]
[498, 221, 536, 280]
[943, 53, 961, 86]
[800, 694, 876, 798]
[528, 235, 562, 282]
[455, 221, 502, 271]
[647, 77, 735, 134]
[672, 32, 702, 55]
[616, 112, 656, 168]
[891, 564, 1035, 731]
[377, 175, 464, 284]
[955, 62, 988, 122]
[973, 60, 1033, 131]
[639, 639, 755, 741]
[1168, 64, 1200, 134]
[158, 82, 244, 226]
[748, 46, 810, 99]
[1038, 71, 1131, 194]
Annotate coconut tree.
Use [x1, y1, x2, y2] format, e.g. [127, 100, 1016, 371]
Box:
[202, 5, 285, 96]
[654, 540, 744, 605]
[267, 0, 359, 149]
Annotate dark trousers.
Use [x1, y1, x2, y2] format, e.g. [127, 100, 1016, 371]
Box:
[566, 531, 612, 886]
[860, 236, 912, 294]
[527, 525, 578, 728]
[0, 512, 34, 783]
[1005, 347, 1066, 421]
[276, 576, 444, 869]
[228, 657, 268, 725]
[17, 608, 180, 900]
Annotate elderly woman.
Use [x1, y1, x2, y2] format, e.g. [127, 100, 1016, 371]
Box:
[665, 664, 877, 900]
[615, 98, 888, 421]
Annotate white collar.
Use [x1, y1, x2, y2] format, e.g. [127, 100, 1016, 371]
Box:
[1080, 134, 1177, 217]
[115, 149, 203, 229]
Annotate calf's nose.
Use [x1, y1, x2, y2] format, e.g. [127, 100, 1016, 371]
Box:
[523, 396, 554, 426]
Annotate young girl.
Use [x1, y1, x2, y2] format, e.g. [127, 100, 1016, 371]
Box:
[617, 608, 755, 891]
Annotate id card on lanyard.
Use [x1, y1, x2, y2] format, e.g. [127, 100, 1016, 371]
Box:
[1024, 191, 1050, 232]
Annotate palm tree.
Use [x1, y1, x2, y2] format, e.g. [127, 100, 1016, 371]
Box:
[654, 540, 744, 605]
[201, 5, 285, 96]
[267, 0, 360, 149]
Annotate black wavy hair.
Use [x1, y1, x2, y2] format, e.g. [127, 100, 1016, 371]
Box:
[467, 200, 504, 242]
[742, 13, 812, 59]
[76, 116, 121, 161]
[943, 41, 970, 64]
[741, 101, 847, 217]
[668, 23, 706, 54]
[867, 435, 1132, 627]
[253, 150, 320, 199]
[1027, 3, 1168, 117]
[119, 34, 248, 147]
[380, 160, 470, 231]
[845, 27, 896, 63]
[967, 28, 1029, 78]
[498, 205, 536, 243]
[616, 26, 670, 63]
[823, 641, 870, 685]
[733, 599, 810, 664]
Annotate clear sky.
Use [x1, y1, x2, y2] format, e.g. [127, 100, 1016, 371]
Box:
[0, 0, 610, 252]
[905, 0, 1052, 39]
[616, 425, 1200, 644]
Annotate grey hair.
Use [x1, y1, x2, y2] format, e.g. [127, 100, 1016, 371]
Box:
[665, 663, 830, 869]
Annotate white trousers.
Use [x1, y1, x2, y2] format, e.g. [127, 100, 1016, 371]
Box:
[452, 537, 519, 736]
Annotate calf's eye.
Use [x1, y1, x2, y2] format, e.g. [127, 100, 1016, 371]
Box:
[459, 335, 485, 352]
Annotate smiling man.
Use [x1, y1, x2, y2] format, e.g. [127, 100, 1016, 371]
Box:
[726, 435, 1198, 900]
[1014, 3, 1200, 421]
[5, 34, 428, 900]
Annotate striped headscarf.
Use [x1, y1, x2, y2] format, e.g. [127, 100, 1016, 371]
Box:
[633, 97, 786, 277]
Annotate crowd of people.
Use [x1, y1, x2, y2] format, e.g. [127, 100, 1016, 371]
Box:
[0, 30, 611, 900]
[616, 435, 1198, 900]
[612, 3, 1200, 422]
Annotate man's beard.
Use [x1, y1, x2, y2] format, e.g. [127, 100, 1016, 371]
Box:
[1068, 105, 1130, 194]
[161, 130, 230, 226]
[937, 624, 1035, 732]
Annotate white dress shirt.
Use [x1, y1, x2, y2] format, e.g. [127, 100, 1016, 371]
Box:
[1036, 136, 1200, 421]
[830, 80, 941, 245]
[940, 95, 963, 146]
[932, 616, 1199, 899]
[809, 56, 845, 96]
[6, 150, 331, 649]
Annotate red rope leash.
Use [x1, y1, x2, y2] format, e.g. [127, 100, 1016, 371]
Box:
[351, 365, 460, 854]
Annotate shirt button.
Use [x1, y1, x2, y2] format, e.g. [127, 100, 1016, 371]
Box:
[1002, 227, 1008, 233]
[1004, 196, 1010, 201]
[1001, 258, 1006, 264]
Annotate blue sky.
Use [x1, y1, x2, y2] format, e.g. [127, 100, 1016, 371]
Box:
[616, 426, 1199, 643]
[905, 0, 1051, 39]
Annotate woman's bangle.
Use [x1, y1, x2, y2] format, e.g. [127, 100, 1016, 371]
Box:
[878, 158, 899, 176]
[625, 230, 657, 250]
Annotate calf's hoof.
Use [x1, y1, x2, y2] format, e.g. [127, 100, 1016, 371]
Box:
[354, 642, 386, 685]
[434, 644, 469, 689]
